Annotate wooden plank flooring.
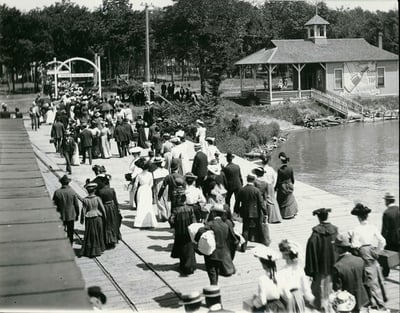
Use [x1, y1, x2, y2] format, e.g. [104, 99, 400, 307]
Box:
[27, 120, 400, 312]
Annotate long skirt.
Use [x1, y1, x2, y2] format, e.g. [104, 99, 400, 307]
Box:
[100, 135, 111, 159]
[277, 182, 298, 219]
[134, 185, 158, 228]
[287, 289, 306, 313]
[81, 216, 105, 258]
[359, 245, 387, 309]
[266, 183, 282, 223]
[72, 143, 80, 166]
[103, 201, 122, 247]
[311, 274, 332, 312]
[264, 299, 286, 313]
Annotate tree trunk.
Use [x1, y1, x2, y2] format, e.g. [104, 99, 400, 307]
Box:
[11, 68, 15, 93]
[199, 58, 206, 95]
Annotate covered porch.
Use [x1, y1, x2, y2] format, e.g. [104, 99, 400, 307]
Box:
[237, 62, 326, 105]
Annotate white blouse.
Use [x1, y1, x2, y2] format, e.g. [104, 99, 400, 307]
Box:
[351, 220, 386, 250]
[185, 185, 206, 205]
[253, 275, 282, 307]
[277, 263, 314, 302]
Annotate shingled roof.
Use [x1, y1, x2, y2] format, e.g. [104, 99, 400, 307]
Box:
[235, 38, 399, 65]
[305, 14, 330, 26]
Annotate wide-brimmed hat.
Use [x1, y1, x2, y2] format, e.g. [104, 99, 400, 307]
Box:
[153, 156, 164, 164]
[59, 174, 71, 185]
[180, 291, 203, 305]
[129, 146, 143, 155]
[247, 174, 256, 182]
[170, 137, 181, 144]
[203, 286, 220, 298]
[312, 208, 332, 216]
[196, 119, 204, 125]
[205, 137, 215, 143]
[162, 133, 171, 139]
[185, 172, 198, 180]
[278, 152, 289, 162]
[383, 192, 395, 200]
[85, 182, 98, 191]
[176, 130, 185, 138]
[88, 286, 107, 305]
[351, 203, 371, 216]
[329, 290, 356, 312]
[253, 245, 280, 262]
[208, 160, 221, 175]
[334, 233, 351, 247]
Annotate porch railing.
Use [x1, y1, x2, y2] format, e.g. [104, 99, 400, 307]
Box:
[325, 90, 364, 115]
[310, 88, 349, 117]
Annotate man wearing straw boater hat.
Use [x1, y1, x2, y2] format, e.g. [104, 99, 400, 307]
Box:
[53, 175, 80, 244]
[381, 192, 399, 277]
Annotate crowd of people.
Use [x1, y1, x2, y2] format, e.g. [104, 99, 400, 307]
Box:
[45, 86, 398, 313]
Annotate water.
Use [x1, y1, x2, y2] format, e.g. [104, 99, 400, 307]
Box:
[271, 120, 399, 211]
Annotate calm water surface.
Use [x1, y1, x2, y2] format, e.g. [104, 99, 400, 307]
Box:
[271, 120, 399, 211]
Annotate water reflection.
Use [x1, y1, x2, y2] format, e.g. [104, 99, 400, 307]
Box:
[271, 121, 399, 210]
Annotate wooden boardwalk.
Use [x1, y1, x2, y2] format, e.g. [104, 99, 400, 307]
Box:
[0, 119, 90, 310]
[26, 121, 399, 312]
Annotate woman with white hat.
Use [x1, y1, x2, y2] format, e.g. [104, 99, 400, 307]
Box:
[195, 119, 207, 152]
[252, 245, 286, 312]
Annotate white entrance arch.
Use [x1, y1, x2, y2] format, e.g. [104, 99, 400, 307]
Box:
[53, 56, 102, 99]
[46, 60, 71, 71]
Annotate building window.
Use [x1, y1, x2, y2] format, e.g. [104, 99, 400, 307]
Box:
[334, 69, 343, 89]
[377, 67, 385, 87]
[320, 26, 325, 37]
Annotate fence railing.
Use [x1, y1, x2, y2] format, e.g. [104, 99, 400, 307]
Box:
[310, 89, 349, 116]
[325, 90, 364, 115]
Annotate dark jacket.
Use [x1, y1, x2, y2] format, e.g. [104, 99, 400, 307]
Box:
[305, 222, 338, 277]
[382, 204, 400, 251]
[275, 164, 294, 190]
[235, 183, 266, 219]
[51, 121, 65, 139]
[113, 124, 128, 142]
[79, 128, 93, 148]
[122, 122, 134, 142]
[333, 253, 369, 310]
[158, 172, 185, 203]
[192, 151, 208, 178]
[151, 132, 162, 151]
[53, 185, 80, 222]
[222, 162, 243, 191]
[62, 137, 76, 154]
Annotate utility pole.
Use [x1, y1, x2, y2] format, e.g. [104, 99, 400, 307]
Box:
[144, 2, 151, 103]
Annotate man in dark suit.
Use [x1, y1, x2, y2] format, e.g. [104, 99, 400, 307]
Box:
[53, 175, 80, 244]
[79, 123, 93, 165]
[222, 152, 243, 210]
[197, 205, 235, 285]
[51, 117, 65, 154]
[191, 143, 208, 189]
[381, 192, 400, 277]
[332, 233, 369, 312]
[62, 130, 76, 174]
[235, 174, 267, 250]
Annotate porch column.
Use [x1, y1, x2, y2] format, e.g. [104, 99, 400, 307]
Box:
[293, 63, 305, 98]
[253, 64, 257, 95]
[268, 64, 273, 102]
[239, 65, 243, 94]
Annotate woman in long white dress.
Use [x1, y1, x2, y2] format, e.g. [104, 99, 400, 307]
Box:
[100, 122, 112, 159]
[132, 161, 158, 228]
[195, 120, 207, 152]
[46, 104, 55, 125]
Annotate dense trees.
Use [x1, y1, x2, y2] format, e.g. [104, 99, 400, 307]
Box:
[0, 0, 398, 93]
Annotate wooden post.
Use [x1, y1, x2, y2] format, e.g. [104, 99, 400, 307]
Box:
[54, 57, 58, 100]
[253, 65, 257, 96]
[98, 55, 102, 98]
[297, 63, 301, 98]
[240, 65, 243, 94]
[269, 64, 273, 103]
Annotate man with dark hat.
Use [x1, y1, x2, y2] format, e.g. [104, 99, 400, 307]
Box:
[305, 208, 338, 312]
[192, 143, 208, 190]
[88, 286, 107, 310]
[222, 152, 243, 211]
[381, 192, 399, 277]
[80, 123, 93, 165]
[332, 233, 369, 312]
[234, 174, 267, 251]
[53, 175, 80, 244]
[185, 172, 206, 222]
[62, 130, 76, 174]
[51, 117, 66, 155]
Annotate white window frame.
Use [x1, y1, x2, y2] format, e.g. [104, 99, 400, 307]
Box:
[334, 68, 343, 90]
[377, 67, 385, 88]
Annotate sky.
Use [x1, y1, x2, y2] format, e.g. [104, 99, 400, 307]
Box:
[0, 0, 398, 12]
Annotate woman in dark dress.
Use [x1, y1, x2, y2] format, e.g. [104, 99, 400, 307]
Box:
[80, 183, 106, 258]
[135, 115, 147, 149]
[275, 152, 298, 219]
[97, 180, 122, 249]
[169, 186, 197, 275]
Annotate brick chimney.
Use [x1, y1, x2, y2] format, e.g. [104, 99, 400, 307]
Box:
[378, 32, 383, 49]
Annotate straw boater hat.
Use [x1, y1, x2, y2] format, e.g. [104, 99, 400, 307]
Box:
[180, 291, 203, 305]
[185, 172, 198, 180]
[383, 192, 395, 200]
[205, 137, 215, 143]
[194, 143, 201, 150]
[252, 167, 265, 177]
[196, 119, 204, 125]
[162, 133, 171, 139]
[153, 156, 164, 164]
[334, 233, 351, 247]
[170, 137, 181, 144]
[85, 182, 98, 191]
[312, 208, 332, 216]
[329, 290, 356, 312]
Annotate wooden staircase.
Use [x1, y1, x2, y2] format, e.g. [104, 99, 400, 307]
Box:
[310, 88, 364, 118]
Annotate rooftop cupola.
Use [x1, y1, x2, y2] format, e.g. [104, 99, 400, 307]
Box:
[305, 14, 329, 44]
